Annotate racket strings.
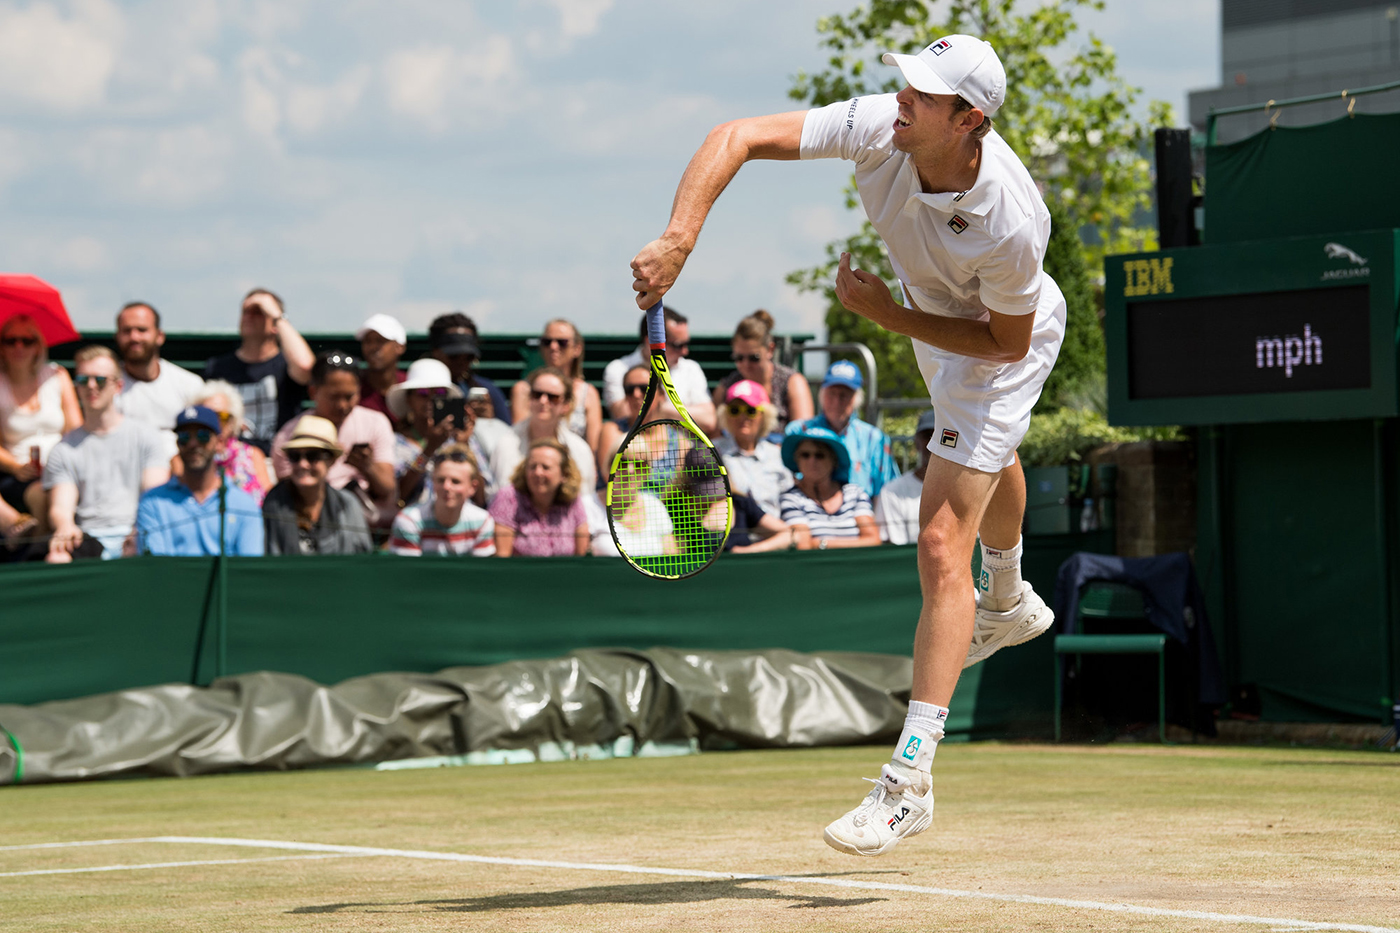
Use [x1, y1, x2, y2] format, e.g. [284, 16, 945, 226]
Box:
[608, 422, 730, 578]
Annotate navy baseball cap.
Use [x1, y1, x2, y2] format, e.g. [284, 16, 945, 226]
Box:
[822, 360, 864, 390]
[175, 405, 222, 433]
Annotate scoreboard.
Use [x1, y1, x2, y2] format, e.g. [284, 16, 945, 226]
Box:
[1104, 230, 1399, 425]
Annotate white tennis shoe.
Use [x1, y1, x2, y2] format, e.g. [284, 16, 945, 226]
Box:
[823, 762, 934, 857]
[964, 581, 1055, 669]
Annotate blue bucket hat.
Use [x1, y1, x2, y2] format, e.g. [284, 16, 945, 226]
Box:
[781, 426, 851, 484]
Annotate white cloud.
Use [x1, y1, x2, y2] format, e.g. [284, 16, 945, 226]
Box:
[546, 0, 613, 39]
[382, 36, 516, 130]
[0, 0, 123, 112]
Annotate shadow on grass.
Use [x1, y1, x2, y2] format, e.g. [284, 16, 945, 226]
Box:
[291, 878, 887, 913]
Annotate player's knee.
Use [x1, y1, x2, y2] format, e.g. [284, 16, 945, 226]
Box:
[916, 522, 965, 579]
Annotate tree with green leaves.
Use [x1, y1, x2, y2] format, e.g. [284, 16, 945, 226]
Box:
[786, 0, 1170, 400]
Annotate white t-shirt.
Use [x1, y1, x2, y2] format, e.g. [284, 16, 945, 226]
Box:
[601, 348, 709, 409]
[119, 360, 205, 461]
[800, 94, 1051, 322]
[873, 469, 922, 545]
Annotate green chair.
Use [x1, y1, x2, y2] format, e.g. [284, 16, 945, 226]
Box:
[1053, 582, 1168, 743]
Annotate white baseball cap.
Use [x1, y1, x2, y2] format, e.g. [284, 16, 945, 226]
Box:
[882, 35, 1006, 117]
[355, 313, 407, 345]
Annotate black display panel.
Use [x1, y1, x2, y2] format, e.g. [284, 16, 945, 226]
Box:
[1126, 285, 1371, 400]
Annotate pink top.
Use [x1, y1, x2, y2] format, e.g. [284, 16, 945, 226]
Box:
[217, 437, 270, 506]
[487, 484, 588, 557]
[269, 407, 395, 495]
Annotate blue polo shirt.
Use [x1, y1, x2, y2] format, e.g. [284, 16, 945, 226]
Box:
[136, 480, 265, 557]
[785, 414, 899, 498]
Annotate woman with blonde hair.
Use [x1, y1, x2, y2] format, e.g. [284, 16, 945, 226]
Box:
[510, 319, 602, 454]
[489, 436, 590, 557]
[189, 379, 274, 505]
[712, 309, 812, 432]
[0, 314, 81, 545]
[489, 365, 595, 494]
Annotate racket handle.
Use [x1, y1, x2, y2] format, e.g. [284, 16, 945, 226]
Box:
[646, 301, 666, 349]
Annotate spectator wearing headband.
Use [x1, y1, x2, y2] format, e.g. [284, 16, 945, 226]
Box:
[713, 309, 813, 431]
[487, 366, 596, 496]
[714, 379, 792, 517]
[874, 410, 937, 545]
[262, 415, 373, 555]
[136, 406, 263, 556]
[428, 312, 510, 422]
[489, 437, 589, 557]
[601, 307, 715, 434]
[389, 443, 495, 556]
[510, 319, 602, 454]
[784, 360, 899, 499]
[270, 349, 396, 525]
[202, 288, 314, 453]
[356, 314, 407, 427]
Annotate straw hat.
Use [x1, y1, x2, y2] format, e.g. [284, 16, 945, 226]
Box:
[386, 358, 463, 419]
[282, 415, 343, 456]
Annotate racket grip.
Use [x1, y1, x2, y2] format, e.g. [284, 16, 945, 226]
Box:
[646, 301, 666, 348]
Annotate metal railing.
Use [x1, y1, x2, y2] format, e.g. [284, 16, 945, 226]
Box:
[1206, 78, 1400, 144]
[791, 341, 879, 423]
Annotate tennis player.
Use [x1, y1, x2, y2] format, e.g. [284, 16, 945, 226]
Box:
[630, 35, 1064, 856]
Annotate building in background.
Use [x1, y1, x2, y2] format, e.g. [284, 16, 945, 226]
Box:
[1189, 0, 1400, 143]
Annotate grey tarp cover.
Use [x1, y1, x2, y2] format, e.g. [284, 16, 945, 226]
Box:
[0, 648, 912, 785]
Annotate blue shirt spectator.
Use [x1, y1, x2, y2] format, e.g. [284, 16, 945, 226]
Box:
[135, 405, 264, 556]
[784, 361, 898, 498]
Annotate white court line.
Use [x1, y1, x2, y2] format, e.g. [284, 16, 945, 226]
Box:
[4, 835, 1396, 933]
[0, 853, 366, 878]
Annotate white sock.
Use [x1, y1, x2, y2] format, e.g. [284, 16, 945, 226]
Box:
[979, 537, 1023, 612]
[891, 700, 947, 774]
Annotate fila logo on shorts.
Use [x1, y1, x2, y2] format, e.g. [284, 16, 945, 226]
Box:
[929, 39, 952, 55]
[947, 214, 968, 234]
[941, 429, 959, 448]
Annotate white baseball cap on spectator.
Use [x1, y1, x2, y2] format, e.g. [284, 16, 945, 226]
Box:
[386, 358, 462, 420]
[881, 35, 1006, 117]
[356, 313, 407, 346]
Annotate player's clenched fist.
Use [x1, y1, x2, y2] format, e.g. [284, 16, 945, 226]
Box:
[630, 235, 692, 309]
[834, 251, 898, 325]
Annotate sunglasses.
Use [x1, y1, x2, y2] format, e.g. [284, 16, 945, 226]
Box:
[2, 335, 39, 347]
[797, 449, 830, 460]
[623, 382, 649, 396]
[287, 448, 334, 464]
[413, 388, 449, 399]
[74, 375, 111, 389]
[541, 337, 573, 349]
[432, 450, 475, 466]
[726, 402, 760, 418]
[530, 388, 563, 403]
[732, 353, 763, 364]
[175, 427, 215, 446]
[671, 341, 690, 352]
[212, 410, 234, 427]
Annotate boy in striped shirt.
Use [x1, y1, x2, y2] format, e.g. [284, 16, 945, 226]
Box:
[389, 443, 495, 557]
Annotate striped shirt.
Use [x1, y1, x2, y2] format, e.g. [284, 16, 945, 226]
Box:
[389, 502, 496, 557]
[779, 483, 873, 539]
[784, 414, 899, 498]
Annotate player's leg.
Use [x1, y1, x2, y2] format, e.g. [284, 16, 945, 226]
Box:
[824, 455, 999, 857]
[966, 453, 1056, 667]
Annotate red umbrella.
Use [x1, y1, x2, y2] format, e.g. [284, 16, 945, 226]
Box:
[0, 275, 80, 347]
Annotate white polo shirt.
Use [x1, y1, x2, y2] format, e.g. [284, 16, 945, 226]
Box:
[800, 93, 1050, 322]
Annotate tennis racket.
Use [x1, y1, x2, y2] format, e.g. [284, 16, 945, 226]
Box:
[606, 300, 732, 579]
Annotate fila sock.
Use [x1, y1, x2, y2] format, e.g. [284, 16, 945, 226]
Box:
[979, 537, 1024, 612]
[891, 700, 947, 776]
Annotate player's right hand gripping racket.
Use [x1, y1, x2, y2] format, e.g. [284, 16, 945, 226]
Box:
[606, 300, 732, 579]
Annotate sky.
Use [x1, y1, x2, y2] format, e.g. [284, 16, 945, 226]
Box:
[0, 0, 1220, 339]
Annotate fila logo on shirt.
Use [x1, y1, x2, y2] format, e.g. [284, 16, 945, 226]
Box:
[947, 214, 968, 235]
[929, 39, 952, 55]
[941, 429, 959, 448]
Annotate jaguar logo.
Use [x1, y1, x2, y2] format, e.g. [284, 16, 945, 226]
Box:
[1324, 242, 1367, 266]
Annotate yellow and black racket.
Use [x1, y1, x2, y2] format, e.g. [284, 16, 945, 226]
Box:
[606, 301, 732, 579]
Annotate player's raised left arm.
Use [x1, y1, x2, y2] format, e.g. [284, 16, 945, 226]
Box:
[631, 111, 807, 308]
[834, 253, 1034, 363]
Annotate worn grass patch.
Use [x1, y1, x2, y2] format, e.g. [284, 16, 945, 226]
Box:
[1, 743, 1397, 932]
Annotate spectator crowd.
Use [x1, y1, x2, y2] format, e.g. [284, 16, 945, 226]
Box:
[0, 290, 930, 563]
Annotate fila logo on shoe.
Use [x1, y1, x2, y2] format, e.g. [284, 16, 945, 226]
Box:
[887, 805, 911, 829]
[901, 735, 922, 761]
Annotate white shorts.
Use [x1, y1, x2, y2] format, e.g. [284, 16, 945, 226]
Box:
[913, 277, 1066, 474]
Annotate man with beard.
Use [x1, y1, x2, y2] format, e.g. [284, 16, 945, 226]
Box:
[135, 405, 264, 556]
[115, 302, 205, 460]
